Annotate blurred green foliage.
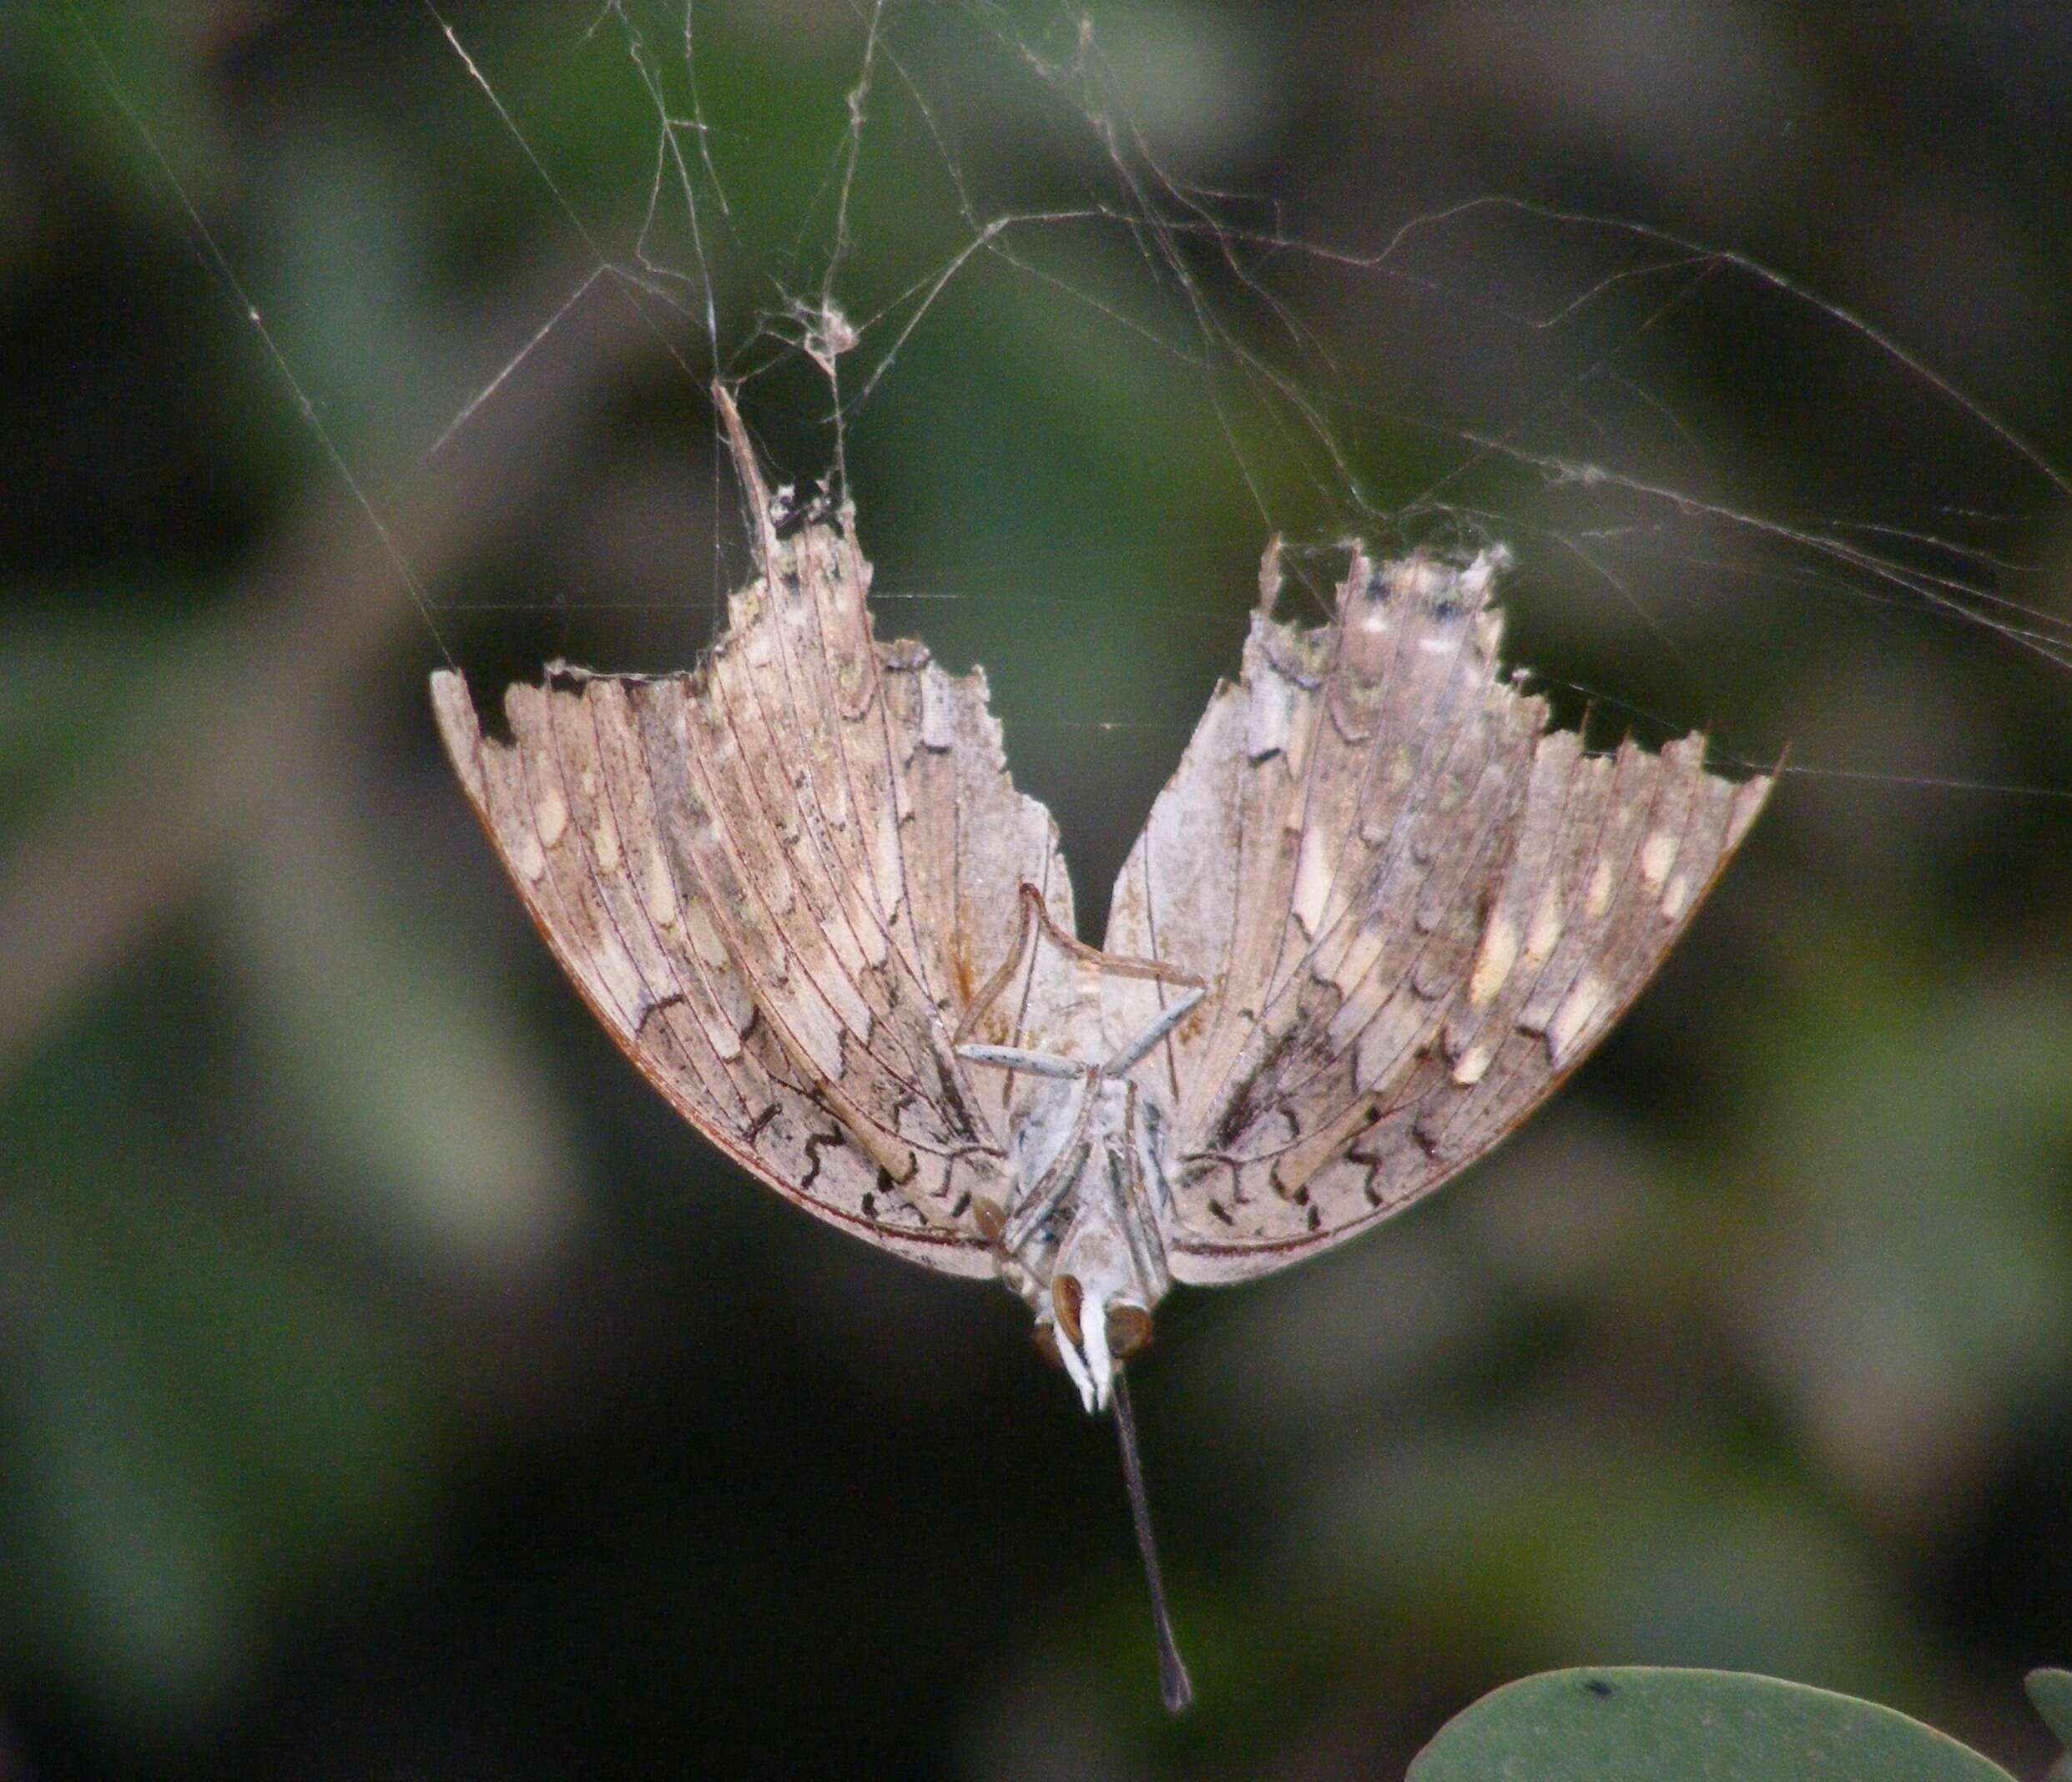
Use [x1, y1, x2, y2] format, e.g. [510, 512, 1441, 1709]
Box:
[6, 1, 2072, 1776]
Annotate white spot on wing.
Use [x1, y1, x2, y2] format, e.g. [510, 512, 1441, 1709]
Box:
[643, 840, 679, 927]
[1450, 1042, 1493, 1086]
[1469, 912, 1517, 1007]
[1586, 858, 1615, 917]
[1548, 970, 1609, 1065]
[1293, 825, 1333, 937]
[1331, 920, 1386, 997]
[1727, 778, 1769, 848]
[784, 991, 846, 1081]
[871, 809, 904, 927]
[683, 902, 728, 969]
[696, 1000, 744, 1062]
[534, 778, 568, 847]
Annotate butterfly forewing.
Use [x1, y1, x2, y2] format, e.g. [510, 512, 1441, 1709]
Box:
[1104, 550, 1772, 1283]
[431, 455, 1086, 1274]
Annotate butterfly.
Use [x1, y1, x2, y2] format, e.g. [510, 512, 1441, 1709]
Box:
[431, 389, 1772, 1709]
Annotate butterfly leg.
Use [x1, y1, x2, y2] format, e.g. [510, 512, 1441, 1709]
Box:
[955, 1043, 1081, 1078]
[997, 1071, 1100, 1254]
[1104, 986, 1207, 1076]
[955, 883, 1203, 1047]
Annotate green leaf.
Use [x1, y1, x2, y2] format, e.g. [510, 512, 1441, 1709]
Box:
[1410, 1667, 2016, 1782]
[2029, 1669, 2072, 1774]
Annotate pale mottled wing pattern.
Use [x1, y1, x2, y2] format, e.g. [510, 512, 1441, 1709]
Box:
[1104, 550, 1772, 1284]
[431, 454, 1083, 1276]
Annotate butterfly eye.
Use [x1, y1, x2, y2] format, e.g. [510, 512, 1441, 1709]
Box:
[1051, 1271, 1084, 1346]
[971, 1196, 1007, 1243]
[1107, 1302, 1155, 1360]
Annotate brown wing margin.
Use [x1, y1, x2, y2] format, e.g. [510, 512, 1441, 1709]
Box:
[1104, 546, 1772, 1284]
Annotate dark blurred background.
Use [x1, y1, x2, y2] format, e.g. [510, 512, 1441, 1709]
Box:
[7, 2, 2072, 1777]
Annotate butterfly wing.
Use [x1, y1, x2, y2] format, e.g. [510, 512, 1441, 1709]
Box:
[431, 408, 1082, 1276]
[1103, 549, 1771, 1284]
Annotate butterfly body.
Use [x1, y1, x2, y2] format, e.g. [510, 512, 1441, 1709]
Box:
[961, 982, 1204, 1411]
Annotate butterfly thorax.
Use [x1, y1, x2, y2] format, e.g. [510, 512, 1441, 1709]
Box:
[960, 984, 1201, 1412]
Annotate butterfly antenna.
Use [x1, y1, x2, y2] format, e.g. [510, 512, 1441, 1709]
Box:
[1112, 1372, 1194, 1713]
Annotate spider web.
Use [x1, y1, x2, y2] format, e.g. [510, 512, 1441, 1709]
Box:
[62, 0, 2072, 886]
[438, 17, 2066, 661]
